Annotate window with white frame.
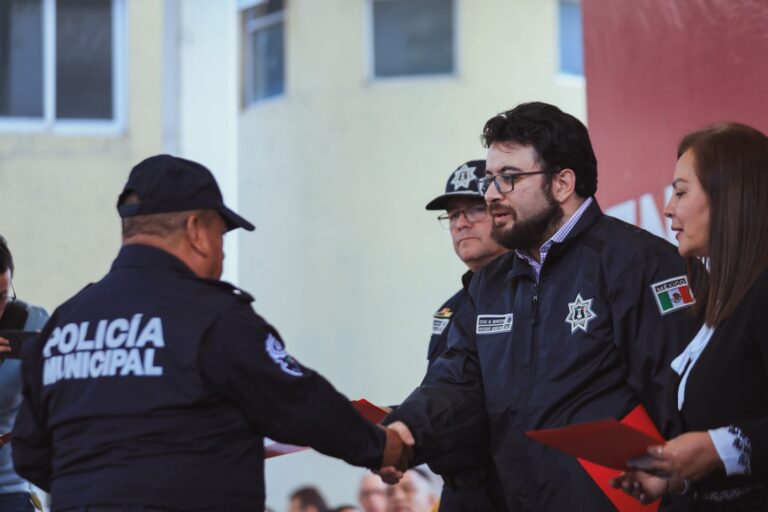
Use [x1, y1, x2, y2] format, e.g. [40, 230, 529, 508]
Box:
[241, 0, 285, 105]
[370, 0, 455, 79]
[0, 0, 125, 131]
[558, 0, 584, 76]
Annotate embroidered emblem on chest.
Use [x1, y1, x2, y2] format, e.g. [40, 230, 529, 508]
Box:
[565, 293, 597, 333]
[476, 314, 513, 334]
[651, 275, 695, 315]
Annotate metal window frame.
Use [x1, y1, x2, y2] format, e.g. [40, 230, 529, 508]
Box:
[365, 0, 460, 82]
[556, 0, 585, 80]
[0, 0, 128, 135]
[241, 2, 286, 106]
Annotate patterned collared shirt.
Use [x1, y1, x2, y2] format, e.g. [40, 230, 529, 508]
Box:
[516, 196, 594, 280]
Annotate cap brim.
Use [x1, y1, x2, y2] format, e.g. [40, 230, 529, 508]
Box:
[425, 191, 484, 210]
[218, 205, 255, 232]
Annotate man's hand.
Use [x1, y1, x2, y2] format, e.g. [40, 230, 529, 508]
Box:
[377, 422, 415, 484]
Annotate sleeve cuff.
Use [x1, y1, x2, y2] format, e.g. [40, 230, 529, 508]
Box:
[709, 426, 752, 476]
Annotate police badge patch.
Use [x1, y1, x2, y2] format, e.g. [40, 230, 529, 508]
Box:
[450, 164, 476, 190]
[265, 333, 304, 377]
[565, 293, 597, 333]
[432, 307, 452, 335]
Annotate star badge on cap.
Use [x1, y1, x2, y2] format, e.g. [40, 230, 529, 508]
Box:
[450, 163, 476, 190]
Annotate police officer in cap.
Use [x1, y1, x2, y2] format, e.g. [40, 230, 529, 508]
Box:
[12, 155, 410, 511]
[422, 161, 507, 511]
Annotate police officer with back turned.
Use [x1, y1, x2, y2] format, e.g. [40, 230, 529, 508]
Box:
[12, 155, 409, 511]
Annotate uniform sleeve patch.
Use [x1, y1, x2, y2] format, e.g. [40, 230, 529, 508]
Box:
[650, 275, 695, 315]
[265, 333, 304, 377]
[476, 314, 513, 334]
[433, 307, 453, 319]
[432, 317, 450, 335]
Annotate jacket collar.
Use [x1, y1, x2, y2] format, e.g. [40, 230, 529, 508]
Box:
[111, 243, 196, 277]
[505, 198, 603, 281]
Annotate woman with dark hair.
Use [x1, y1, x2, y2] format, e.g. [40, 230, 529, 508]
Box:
[612, 122, 768, 510]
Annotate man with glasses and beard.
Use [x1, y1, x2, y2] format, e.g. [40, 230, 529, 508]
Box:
[383, 102, 697, 511]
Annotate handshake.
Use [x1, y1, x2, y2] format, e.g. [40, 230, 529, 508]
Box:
[378, 421, 415, 484]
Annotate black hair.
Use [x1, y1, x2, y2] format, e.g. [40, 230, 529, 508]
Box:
[290, 486, 329, 512]
[0, 235, 14, 275]
[481, 101, 598, 198]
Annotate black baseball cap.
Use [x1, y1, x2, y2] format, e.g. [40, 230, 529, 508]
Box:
[117, 154, 255, 232]
[425, 160, 486, 210]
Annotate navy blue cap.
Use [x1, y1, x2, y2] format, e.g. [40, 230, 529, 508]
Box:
[117, 154, 255, 232]
[425, 160, 486, 210]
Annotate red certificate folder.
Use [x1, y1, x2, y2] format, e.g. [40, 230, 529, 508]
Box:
[264, 399, 389, 459]
[526, 405, 664, 512]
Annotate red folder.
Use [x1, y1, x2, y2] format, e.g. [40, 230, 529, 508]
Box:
[265, 399, 389, 459]
[527, 405, 664, 512]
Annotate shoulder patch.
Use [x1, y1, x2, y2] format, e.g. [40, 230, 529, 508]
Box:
[265, 333, 304, 377]
[432, 317, 450, 336]
[651, 275, 695, 315]
[434, 307, 453, 319]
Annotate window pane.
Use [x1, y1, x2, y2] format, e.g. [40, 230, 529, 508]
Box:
[0, 0, 43, 117]
[247, 20, 284, 102]
[245, 0, 283, 21]
[56, 0, 113, 119]
[559, 0, 584, 76]
[373, 0, 454, 78]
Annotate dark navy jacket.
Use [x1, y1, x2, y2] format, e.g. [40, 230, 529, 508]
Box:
[12, 245, 386, 510]
[425, 273, 505, 512]
[388, 201, 699, 511]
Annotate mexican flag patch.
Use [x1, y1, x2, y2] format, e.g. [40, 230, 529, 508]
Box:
[651, 275, 695, 315]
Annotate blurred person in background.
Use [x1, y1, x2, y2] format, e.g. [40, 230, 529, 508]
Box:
[289, 485, 329, 512]
[359, 473, 387, 512]
[0, 235, 49, 512]
[386, 467, 438, 512]
[331, 505, 359, 512]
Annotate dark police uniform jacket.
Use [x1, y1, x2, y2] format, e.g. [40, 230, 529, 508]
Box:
[426, 273, 506, 512]
[12, 245, 387, 511]
[387, 201, 698, 512]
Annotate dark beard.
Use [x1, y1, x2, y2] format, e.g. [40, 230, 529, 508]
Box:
[490, 187, 563, 251]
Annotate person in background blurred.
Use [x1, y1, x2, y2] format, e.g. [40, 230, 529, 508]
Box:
[386, 467, 438, 512]
[331, 505, 359, 512]
[359, 473, 387, 512]
[289, 485, 329, 512]
[612, 123, 768, 510]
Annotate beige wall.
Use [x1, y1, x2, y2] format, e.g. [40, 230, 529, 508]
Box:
[237, 0, 585, 506]
[0, 0, 168, 312]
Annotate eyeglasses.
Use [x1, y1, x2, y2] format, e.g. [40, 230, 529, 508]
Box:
[437, 204, 489, 229]
[477, 170, 559, 195]
[0, 281, 15, 305]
